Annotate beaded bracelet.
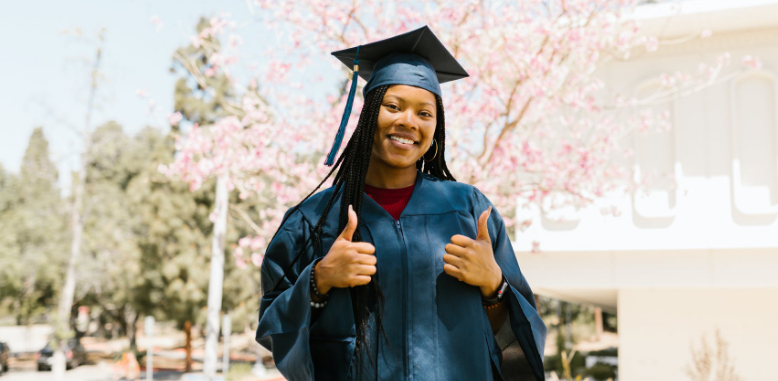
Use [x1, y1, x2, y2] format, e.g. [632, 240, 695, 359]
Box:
[310, 258, 331, 309]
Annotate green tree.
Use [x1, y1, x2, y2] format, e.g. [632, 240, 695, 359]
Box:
[0, 128, 66, 324]
[127, 125, 214, 367]
[166, 16, 259, 372]
[75, 121, 145, 346]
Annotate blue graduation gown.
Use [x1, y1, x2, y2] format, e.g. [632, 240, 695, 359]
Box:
[256, 171, 547, 380]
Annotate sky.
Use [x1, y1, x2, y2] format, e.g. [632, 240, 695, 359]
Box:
[0, 0, 339, 193]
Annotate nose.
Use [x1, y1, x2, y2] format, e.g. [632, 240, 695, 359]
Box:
[398, 109, 418, 130]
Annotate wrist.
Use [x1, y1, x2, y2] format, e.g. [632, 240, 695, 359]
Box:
[480, 270, 503, 298]
[314, 260, 332, 295]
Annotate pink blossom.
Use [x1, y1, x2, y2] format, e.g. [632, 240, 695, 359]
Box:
[251, 236, 265, 250]
[150, 15, 163, 32]
[229, 34, 243, 47]
[190, 36, 202, 49]
[645, 36, 659, 52]
[159, 3, 746, 265]
[742, 55, 763, 70]
[168, 112, 183, 126]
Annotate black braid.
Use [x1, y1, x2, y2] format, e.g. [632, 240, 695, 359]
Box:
[267, 85, 456, 378]
[417, 95, 456, 181]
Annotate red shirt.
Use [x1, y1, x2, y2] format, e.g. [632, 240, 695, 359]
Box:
[364, 183, 415, 220]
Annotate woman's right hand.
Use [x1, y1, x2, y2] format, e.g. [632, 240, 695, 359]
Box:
[314, 205, 377, 295]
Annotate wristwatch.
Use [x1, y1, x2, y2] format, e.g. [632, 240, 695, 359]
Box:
[482, 276, 509, 309]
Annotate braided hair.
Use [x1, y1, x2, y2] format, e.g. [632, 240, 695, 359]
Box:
[268, 84, 456, 376]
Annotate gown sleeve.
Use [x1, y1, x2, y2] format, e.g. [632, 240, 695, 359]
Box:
[472, 188, 548, 381]
[255, 208, 317, 381]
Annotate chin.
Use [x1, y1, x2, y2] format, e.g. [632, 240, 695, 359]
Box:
[379, 153, 420, 169]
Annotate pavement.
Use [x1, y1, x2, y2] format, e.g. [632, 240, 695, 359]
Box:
[1, 363, 117, 381]
[0, 362, 285, 381]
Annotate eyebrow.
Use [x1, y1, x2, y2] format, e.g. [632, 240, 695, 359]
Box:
[384, 95, 436, 109]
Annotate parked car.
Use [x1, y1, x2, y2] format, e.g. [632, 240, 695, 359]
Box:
[35, 339, 86, 371]
[0, 341, 9, 373]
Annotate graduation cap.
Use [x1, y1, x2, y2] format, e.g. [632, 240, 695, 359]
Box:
[324, 25, 469, 166]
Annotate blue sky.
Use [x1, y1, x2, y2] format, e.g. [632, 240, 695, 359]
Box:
[0, 0, 339, 192]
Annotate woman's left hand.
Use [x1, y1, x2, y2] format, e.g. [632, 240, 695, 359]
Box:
[443, 206, 503, 297]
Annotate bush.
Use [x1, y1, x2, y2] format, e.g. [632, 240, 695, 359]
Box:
[587, 347, 617, 357]
[585, 362, 617, 381]
[543, 351, 587, 378]
[227, 362, 254, 381]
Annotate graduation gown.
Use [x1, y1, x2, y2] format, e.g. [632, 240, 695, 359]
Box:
[256, 171, 547, 380]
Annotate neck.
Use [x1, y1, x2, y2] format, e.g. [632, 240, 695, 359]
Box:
[364, 158, 418, 189]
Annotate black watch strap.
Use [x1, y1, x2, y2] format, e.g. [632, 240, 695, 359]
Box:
[482, 276, 509, 306]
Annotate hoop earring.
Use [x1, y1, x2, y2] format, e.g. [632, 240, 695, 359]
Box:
[424, 139, 438, 162]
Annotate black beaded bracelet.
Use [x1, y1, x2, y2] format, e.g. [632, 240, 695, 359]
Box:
[310, 258, 331, 308]
[482, 276, 509, 307]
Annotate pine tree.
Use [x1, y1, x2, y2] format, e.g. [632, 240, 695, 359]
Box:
[0, 128, 67, 324]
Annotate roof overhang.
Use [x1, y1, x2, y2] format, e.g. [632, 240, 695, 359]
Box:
[635, 0, 778, 38]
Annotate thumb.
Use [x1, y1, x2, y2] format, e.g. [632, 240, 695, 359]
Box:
[477, 206, 492, 242]
[338, 204, 358, 241]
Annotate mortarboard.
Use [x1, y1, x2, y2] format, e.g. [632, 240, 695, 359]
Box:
[324, 25, 469, 166]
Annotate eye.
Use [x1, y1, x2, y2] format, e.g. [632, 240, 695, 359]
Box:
[420, 111, 433, 118]
[385, 103, 400, 111]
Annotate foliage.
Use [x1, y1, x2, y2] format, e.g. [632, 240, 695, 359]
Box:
[585, 362, 617, 381]
[134, 19, 261, 329]
[685, 329, 742, 381]
[128, 127, 214, 329]
[75, 121, 157, 344]
[0, 128, 67, 324]
[226, 361, 255, 381]
[161, 1, 760, 263]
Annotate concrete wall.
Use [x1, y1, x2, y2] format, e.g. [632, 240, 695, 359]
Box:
[513, 2, 778, 254]
[511, 2, 778, 379]
[618, 289, 778, 381]
[0, 324, 53, 353]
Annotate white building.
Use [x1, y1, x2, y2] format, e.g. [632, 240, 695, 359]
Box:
[515, 1, 778, 380]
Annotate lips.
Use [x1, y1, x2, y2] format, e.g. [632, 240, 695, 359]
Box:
[388, 133, 418, 145]
[389, 135, 416, 145]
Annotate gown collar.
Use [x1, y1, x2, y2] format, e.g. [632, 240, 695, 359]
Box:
[360, 170, 457, 223]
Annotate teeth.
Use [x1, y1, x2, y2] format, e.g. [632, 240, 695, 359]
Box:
[390, 136, 415, 145]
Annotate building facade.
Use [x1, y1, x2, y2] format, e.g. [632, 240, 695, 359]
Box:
[515, 1, 778, 380]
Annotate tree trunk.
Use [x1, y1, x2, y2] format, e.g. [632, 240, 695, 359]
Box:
[203, 175, 228, 379]
[594, 307, 603, 341]
[53, 143, 88, 381]
[53, 41, 102, 381]
[127, 309, 139, 351]
[184, 320, 193, 372]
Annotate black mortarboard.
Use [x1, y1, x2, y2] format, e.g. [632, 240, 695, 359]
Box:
[323, 25, 469, 166]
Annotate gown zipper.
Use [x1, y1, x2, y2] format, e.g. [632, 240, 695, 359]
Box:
[395, 218, 409, 379]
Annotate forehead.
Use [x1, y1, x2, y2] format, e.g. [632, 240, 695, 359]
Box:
[383, 85, 436, 104]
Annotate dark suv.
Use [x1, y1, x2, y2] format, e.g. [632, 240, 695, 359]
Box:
[36, 339, 86, 371]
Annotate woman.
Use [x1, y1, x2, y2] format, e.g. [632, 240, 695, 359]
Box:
[256, 26, 546, 381]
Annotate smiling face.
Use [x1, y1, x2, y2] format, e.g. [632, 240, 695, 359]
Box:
[370, 85, 438, 175]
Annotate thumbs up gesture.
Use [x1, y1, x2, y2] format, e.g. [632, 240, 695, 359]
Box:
[443, 206, 504, 297]
[314, 205, 377, 295]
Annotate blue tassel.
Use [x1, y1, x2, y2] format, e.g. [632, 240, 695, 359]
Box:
[325, 46, 360, 166]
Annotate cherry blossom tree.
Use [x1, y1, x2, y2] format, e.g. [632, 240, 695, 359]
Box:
[161, 0, 761, 263]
